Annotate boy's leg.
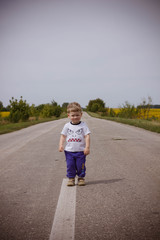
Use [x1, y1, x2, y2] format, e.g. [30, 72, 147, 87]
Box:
[75, 152, 86, 178]
[64, 151, 76, 179]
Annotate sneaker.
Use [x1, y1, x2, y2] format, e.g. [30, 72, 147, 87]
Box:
[67, 178, 75, 186]
[78, 178, 85, 186]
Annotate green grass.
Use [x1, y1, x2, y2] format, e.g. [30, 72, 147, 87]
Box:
[0, 113, 67, 135]
[88, 112, 160, 133]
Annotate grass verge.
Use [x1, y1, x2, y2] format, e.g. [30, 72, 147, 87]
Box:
[88, 112, 160, 134]
[0, 113, 67, 135]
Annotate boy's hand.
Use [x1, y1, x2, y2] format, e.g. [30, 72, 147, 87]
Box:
[84, 134, 90, 155]
[84, 147, 90, 155]
[59, 146, 64, 152]
[59, 135, 66, 152]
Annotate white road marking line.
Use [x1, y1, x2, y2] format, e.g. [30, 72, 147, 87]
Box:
[49, 178, 76, 240]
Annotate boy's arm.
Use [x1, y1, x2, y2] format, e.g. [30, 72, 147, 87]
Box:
[59, 134, 66, 152]
[84, 134, 90, 155]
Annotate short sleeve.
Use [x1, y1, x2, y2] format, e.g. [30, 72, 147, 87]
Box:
[83, 123, 91, 136]
[61, 123, 68, 136]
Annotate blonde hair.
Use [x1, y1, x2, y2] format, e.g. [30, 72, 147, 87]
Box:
[67, 102, 82, 113]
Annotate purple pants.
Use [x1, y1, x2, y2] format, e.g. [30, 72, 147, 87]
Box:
[64, 151, 86, 178]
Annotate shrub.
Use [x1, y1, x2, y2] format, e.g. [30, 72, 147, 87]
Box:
[117, 102, 139, 119]
[53, 105, 62, 117]
[40, 104, 62, 118]
[9, 97, 30, 123]
[29, 104, 39, 119]
[41, 104, 54, 118]
[87, 98, 105, 112]
[109, 108, 116, 117]
[62, 102, 69, 112]
[91, 103, 99, 112]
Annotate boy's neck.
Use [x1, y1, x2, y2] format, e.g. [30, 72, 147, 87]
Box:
[70, 121, 81, 125]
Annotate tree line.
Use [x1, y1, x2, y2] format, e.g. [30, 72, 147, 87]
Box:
[0, 97, 69, 123]
[86, 97, 157, 120]
[0, 96, 158, 123]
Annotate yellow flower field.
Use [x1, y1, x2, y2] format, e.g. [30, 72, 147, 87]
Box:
[148, 109, 160, 119]
[113, 108, 160, 120]
[113, 108, 120, 114]
[0, 112, 10, 118]
[1, 109, 160, 120]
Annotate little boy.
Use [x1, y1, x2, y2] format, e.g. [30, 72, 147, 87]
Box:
[59, 102, 90, 186]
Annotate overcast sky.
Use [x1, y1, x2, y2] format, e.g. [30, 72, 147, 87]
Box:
[1, 0, 160, 108]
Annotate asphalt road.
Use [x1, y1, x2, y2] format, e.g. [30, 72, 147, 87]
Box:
[0, 113, 160, 240]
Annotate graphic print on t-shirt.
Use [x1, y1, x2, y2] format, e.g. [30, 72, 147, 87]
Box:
[67, 128, 83, 142]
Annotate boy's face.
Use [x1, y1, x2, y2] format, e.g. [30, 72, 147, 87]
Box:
[68, 111, 82, 124]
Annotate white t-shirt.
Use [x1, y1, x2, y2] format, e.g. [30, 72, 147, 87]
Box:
[61, 121, 91, 152]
